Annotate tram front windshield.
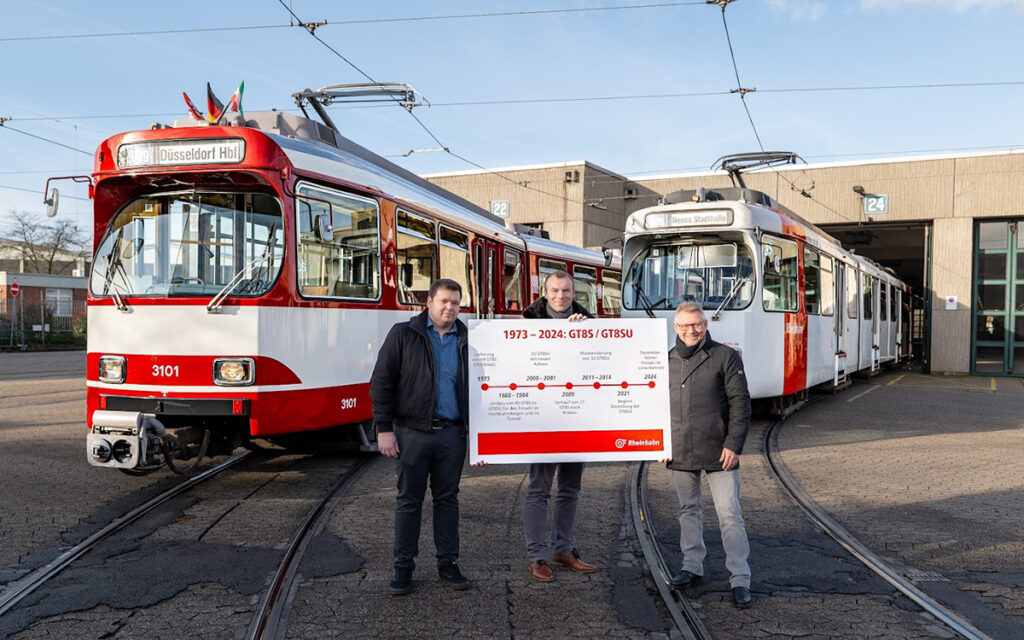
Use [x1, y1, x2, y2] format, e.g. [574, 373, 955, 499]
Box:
[90, 191, 284, 298]
[624, 241, 755, 311]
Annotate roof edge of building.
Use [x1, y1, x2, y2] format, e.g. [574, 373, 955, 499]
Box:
[627, 147, 1024, 182]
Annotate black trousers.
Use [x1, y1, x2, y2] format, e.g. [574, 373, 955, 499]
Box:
[393, 425, 466, 570]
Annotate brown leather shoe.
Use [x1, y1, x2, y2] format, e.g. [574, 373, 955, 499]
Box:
[551, 548, 597, 572]
[528, 560, 555, 582]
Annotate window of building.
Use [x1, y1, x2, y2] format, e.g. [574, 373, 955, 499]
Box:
[503, 248, 524, 311]
[602, 270, 621, 315]
[396, 209, 437, 305]
[438, 225, 471, 308]
[573, 265, 598, 312]
[296, 184, 380, 300]
[820, 254, 835, 316]
[804, 246, 820, 315]
[762, 235, 798, 312]
[45, 288, 73, 317]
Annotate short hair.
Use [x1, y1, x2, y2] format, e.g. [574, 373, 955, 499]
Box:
[428, 278, 463, 299]
[543, 270, 573, 291]
[675, 301, 704, 316]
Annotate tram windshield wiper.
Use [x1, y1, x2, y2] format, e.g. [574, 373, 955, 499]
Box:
[100, 228, 131, 312]
[711, 275, 750, 321]
[206, 224, 278, 314]
[630, 270, 657, 318]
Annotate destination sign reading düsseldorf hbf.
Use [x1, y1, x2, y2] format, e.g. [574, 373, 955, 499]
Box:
[116, 139, 246, 169]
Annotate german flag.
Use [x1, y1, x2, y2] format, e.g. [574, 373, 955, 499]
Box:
[206, 82, 224, 124]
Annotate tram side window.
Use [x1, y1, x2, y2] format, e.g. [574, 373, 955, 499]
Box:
[891, 286, 899, 319]
[762, 236, 798, 312]
[503, 248, 524, 311]
[847, 266, 858, 319]
[880, 283, 888, 321]
[820, 254, 835, 316]
[573, 265, 598, 312]
[296, 185, 380, 300]
[862, 274, 873, 320]
[538, 258, 567, 295]
[603, 270, 622, 316]
[439, 225, 471, 308]
[804, 247, 820, 315]
[396, 209, 437, 305]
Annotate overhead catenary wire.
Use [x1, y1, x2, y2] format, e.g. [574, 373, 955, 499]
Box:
[0, 123, 92, 156]
[9, 79, 1024, 123]
[0, 3, 705, 42]
[276, 0, 590, 208]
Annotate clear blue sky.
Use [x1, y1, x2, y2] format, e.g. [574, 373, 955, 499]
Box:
[2, 0, 1023, 231]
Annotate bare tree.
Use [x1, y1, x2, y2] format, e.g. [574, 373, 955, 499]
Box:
[0, 210, 88, 275]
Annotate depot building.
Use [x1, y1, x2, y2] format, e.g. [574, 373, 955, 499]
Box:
[424, 150, 1024, 378]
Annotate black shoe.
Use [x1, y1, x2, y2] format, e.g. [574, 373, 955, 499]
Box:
[732, 586, 753, 608]
[438, 562, 471, 590]
[670, 570, 701, 588]
[390, 568, 413, 595]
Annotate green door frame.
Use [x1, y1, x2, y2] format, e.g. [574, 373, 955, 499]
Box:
[971, 219, 1022, 376]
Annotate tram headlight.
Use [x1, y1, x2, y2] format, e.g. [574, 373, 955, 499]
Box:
[98, 355, 126, 383]
[213, 358, 255, 386]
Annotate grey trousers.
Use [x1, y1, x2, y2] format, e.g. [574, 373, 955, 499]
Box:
[524, 462, 584, 562]
[672, 468, 751, 588]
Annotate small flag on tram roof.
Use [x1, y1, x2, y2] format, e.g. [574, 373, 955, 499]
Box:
[225, 81, 245, 120]
[182, 92, 204, 121]
[206, 82, 224, 124]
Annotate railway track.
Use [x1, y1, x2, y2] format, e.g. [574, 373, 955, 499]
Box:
[628, 461, 713, 640]
[763, 418, 996, 640]
[246, 455, 376, 640]
[0, 450, 252, 617]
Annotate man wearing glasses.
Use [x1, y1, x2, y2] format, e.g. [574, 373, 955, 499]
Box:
[662, 301, 753, 608]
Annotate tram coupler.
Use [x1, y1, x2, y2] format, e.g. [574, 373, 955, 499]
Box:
[87, 410, 171, 470]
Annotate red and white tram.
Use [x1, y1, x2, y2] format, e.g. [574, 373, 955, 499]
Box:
[68, 102, 619, 472]
[620, 155, 911, 406]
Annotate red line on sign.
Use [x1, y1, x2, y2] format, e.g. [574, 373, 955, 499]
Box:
[478, 429, 665, 455]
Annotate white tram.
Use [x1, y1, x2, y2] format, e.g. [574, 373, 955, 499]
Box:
[62, 86, 619, 473]
[621, 156, 912, 403]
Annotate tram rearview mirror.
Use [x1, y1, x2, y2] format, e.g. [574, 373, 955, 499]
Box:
[45, 188, 60, 218]
[676, 243, 736, 269]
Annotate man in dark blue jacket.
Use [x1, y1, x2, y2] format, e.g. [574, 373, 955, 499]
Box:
[371, 278, 471, 595]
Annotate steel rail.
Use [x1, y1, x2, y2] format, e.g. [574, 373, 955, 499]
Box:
[246, 455, 375, 640]
[763, 420, 995, 640]
[0, 450, 252, 617]
[628, 461, 713, 640]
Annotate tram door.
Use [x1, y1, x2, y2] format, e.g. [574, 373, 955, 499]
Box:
[869, 276, 880, 372]
[845, 264, 860, 372]
[834, 262, 847, 384]
[972, 220, 1023, 376]
[895, 287, 903, 363]
[473, 240, 499, 319]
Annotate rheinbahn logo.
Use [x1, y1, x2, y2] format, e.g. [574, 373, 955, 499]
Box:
[615, 438, 627, 449]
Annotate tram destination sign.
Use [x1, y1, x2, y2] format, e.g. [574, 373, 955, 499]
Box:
[116, 138, 246, 169]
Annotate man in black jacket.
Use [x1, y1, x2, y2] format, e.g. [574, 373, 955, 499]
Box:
[371, 278, 471, 595]
[662, 301, 753, 608]
[520, 271, 598, 582]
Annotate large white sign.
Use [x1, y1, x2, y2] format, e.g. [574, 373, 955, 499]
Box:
[468, 318, 671, 464]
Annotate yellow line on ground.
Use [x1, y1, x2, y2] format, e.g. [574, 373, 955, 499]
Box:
[887, 374, 907, 386]
[991, 377, 997, 391]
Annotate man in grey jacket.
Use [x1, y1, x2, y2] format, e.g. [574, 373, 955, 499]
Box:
[662, 301, 753, 608]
